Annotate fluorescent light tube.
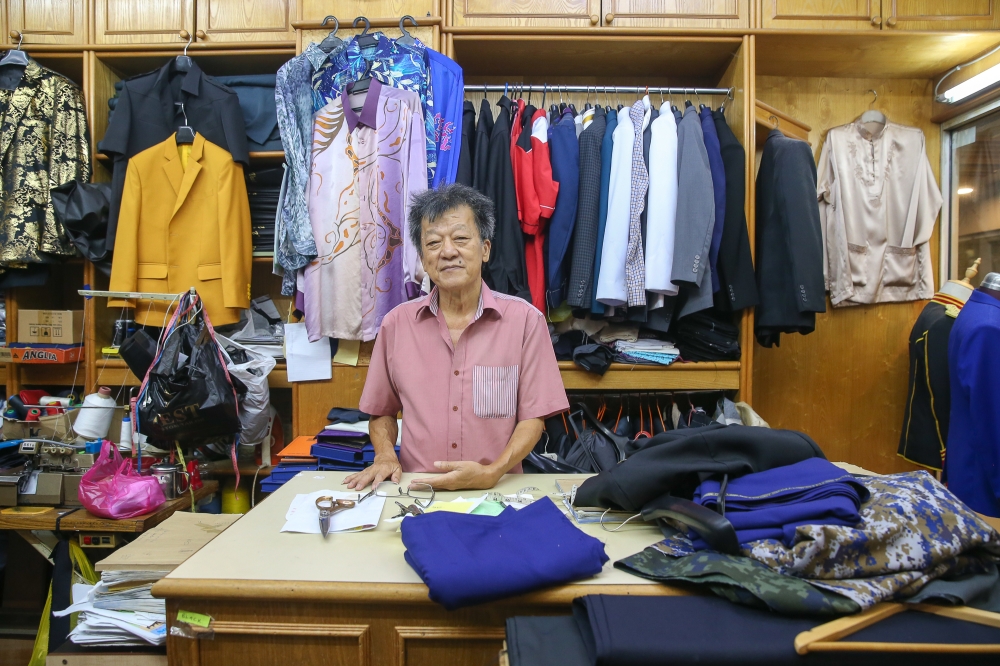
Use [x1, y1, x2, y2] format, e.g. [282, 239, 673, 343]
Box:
[939, 63, 1000, 103]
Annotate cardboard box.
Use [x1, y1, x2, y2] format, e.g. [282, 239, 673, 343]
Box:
[62, 474, 83, 507]
[19, 472, 64, 505]
[17, 310, 84, 344]
[8, 344, 84, 364]
[0, 346, 11, 363]
[2, 406, 125, 443]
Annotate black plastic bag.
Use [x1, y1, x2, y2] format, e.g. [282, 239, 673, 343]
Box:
[137, 294, 240, 445]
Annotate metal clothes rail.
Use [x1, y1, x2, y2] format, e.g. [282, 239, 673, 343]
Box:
[465, 84, 732, 96]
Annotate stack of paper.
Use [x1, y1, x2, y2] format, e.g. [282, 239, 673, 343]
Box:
[54, 577, 170, 646]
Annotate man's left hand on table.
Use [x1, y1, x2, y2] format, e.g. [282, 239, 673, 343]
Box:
[411, 460, 502, 491]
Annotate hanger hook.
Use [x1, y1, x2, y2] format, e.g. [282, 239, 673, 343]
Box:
[182, 30, 193, 57]
[321, 15, 339, 32]
[867, 89, 878, 109]
[16, 31, 24, 51]
[399, 15, 417, 38]
[659, 85, 664, 105]
[585, 85, 591, 105]
[353, 16, 371, 35]
[483, 82, 487, 99]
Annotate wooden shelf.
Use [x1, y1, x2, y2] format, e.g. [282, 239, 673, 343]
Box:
[755, 100, 810, 145]
[96, 358, 291, 389]
[557, 361, 739, 390]
[201, 461, 273, 478]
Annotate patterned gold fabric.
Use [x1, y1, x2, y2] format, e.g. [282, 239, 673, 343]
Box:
[0, 58, 90, 265]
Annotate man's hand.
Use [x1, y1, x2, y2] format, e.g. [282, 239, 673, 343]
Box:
[344, 455, 401, 491]
[411, 460, 502, 491]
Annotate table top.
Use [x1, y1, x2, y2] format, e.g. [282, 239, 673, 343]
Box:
[157, 473, 669, 603]
[0, 481, 218, 533]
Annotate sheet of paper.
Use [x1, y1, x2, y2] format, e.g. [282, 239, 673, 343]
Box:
[471, 501, 506, 516]
[333, 339, 360, 367]
[281, 490, 386, 534]
[421, 495, 486, 515]
[284, 322, 332, 382]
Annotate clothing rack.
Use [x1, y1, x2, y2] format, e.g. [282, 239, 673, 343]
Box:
[78, 288, 197, 301]
[466, 85, 732, 96]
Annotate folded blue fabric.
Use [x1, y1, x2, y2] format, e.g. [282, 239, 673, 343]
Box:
[401, 497, 609, 610]
[692, 458, 870, 548]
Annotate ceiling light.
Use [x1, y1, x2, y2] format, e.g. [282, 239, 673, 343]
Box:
[939, 63, 1000, 103]
[958, 186, 975, 195]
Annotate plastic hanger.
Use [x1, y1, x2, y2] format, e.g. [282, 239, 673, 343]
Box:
[0, 32, 29, 68]
[174, 102, 195, 145]
[353, 16, 377, 49]
[396, 15, 419, 47]
[346, 60, 373, 106]
[583, 86, 593, 111]
[174, 31, 193, 73]
[859, 89, 887, 126]
[318, 16, 344, 53]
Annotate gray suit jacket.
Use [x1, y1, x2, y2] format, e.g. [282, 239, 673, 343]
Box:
[672, 105, 716, 318]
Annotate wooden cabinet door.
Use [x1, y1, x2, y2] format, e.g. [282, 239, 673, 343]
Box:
[451, 0, 602, 27]
[603, 0, 748, 27]
[759, 0, 883, 29]
[95, 0, 195, 44]
[887, 0, 1000, 29]
[6, 0, 87, 44]
[300, 0, 437, 23]
[195, 0, 296, 42]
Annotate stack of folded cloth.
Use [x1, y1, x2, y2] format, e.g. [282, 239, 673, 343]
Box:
[401, 497, 609, 610]
[310, 422, 400, 472]
[673, 310, 741, 361]
[245, 166, 282, 253]
[613, 339, 679, 366]
[691, 458, 870, 549]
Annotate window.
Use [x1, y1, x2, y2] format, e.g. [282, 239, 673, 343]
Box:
[942, 101, 1000, 284]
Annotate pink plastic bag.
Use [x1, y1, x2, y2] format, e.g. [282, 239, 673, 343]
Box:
[78, 441, 166, 519]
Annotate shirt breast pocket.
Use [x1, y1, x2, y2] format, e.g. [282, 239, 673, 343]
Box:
[473, 365, 519, 420]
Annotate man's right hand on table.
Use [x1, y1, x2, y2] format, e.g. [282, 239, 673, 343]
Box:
[344, 455, 402, 491]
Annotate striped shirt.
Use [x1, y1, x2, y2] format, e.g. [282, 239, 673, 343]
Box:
[359, 281, 569, 473]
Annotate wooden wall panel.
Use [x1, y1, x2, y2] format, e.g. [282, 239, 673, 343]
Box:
[196, 0, 297, 42]
[605, 0, 749, 27]
[752, 75, 938, 473]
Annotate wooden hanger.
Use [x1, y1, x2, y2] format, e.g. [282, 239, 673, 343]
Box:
[795, 602, 1000, 655]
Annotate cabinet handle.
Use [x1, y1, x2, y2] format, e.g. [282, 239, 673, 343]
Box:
[590, 14, 599, 25]
[196, 30, 207, 39]
[179, 29, 191, 40]
[870, 16, 882, 26]
[605, 12, 614, 23]
[886, 17, 897, 27]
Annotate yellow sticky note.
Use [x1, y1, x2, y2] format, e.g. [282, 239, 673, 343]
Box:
[423, 501, 478, 515]
[333, 339, 361, 367]
[177, 610, 212, 628]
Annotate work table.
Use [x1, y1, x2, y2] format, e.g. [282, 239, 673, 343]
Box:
[154, 472, 684, 666]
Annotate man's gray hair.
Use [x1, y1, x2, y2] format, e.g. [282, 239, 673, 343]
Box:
[408, 184, 496, 255]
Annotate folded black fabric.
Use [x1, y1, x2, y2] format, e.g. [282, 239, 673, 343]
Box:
[571, 594, 1000, 666]
[573, 424, 825, 512]
[573, 343, 614, 375]
[401, 498, 608, 610]
[214, 74, 282, 151]
[326, 407, 369, 424]
[506, 616, 590, 666]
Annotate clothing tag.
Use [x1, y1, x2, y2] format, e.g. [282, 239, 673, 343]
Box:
[177, 610, 212, 628]
[541, 453, 559, 461]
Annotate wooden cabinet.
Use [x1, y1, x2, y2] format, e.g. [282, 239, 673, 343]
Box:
[300, 0, 437, 23]
[6, 0, 87, 44]
[195, 0, 296, 42]
[759, 0, 882, 29]
[603, 0, 749, 27]
[451, 0, 602, 27]
[95, 0, 194, 44]
[887, 0, 1000, 30]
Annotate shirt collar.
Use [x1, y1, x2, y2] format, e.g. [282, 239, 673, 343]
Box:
[417, 281, 501, 321]
[303, 42, 333, 71]
[855, 117, 887, 141]
[342, 78, 382, 132]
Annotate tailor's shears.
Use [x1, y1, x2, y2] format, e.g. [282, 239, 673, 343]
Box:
[316, 496, 356, 538]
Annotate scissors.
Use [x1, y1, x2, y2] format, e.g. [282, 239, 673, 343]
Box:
[316, 496, 356, 538]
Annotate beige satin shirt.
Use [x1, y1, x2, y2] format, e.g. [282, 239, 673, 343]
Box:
[818, 119, 942, 307]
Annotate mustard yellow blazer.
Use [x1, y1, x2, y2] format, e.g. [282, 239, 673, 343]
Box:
[109, 134, 251, 326]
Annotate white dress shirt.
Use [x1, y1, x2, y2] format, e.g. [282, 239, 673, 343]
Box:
[818, 119, 942, 307]
[595, 107, 636, 307]
[645, 102, 679, 296]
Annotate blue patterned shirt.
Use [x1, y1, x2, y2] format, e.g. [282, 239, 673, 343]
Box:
[312, 33, 436, 186]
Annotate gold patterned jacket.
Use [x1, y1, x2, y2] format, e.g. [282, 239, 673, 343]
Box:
[0, 58, 90, 266]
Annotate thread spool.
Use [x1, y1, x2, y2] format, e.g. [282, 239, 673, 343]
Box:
[73, 387, 116, 440]
[3, 408, 19, 419]
[6, 395, 28, 419]
[25, 408, 42, 422]
[119, 416, 132, 452]
[39, 396, 71, 407]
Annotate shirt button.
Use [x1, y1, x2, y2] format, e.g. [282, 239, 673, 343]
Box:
[454, 370, 459, 376]
[453, 406, 458, 412]
[452, 443, 457, 449]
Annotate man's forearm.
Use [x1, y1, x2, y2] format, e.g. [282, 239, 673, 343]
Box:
[370, 415, 400, 462]
[486, 418, 544, 479]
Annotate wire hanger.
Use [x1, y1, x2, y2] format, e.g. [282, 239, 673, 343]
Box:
[354, 16, 377, 49]
[584, 85, 593, 111]
[859, 88, 887, 126]
[0, 31, 29, 68]
[175, 102, 195, 145]
[175, 30, 193, 73]
[397, 15, 418, 47]
[318, 16, 344, 53]
[720, 87, 734, 114]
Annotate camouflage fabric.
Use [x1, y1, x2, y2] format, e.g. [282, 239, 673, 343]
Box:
[651, 471, 1000, 609]
[616, 549, 860, 616]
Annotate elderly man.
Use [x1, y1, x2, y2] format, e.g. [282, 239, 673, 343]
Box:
[346, 184, 568, 491]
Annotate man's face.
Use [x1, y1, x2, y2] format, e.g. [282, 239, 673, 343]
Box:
[420, 205, 491, 292]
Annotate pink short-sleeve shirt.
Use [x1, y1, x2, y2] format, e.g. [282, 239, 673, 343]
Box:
[359, 281, 569, 473]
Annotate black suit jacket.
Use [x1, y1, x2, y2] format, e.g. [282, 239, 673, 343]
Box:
[713, 110, 758, 311]
[754, 129, 826, 348]
[455, 100, 475, 187]
[98, 59, 249, 251]
[567, 107, 606, 308]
